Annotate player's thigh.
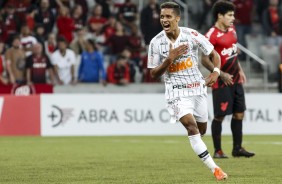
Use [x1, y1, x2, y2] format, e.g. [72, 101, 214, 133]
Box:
[233, 84, 246, 113]
[166, 97, 194, 123]
[194, 93, 208, 123]
[212, 87, 234, 116]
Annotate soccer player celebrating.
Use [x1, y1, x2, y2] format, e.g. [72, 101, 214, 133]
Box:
[147, 2, 227, 181]
[202, 0, 255, 158]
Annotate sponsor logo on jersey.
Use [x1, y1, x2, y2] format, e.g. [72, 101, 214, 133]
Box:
[33, 63, 47, 68]
[221, 43, 237, 56]
[168, 57, 193, 73]
[217, 32, 224, 37]
[172, 82, 200, 89]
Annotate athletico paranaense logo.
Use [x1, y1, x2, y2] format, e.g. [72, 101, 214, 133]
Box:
[48, 105, 74, 127]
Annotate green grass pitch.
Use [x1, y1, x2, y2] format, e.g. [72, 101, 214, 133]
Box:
[0, 135, 281, 184]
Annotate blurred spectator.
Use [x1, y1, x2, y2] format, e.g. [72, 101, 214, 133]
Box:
[262, 0, 282, 45]
[120, 48, 135, 82]
[74, 0, 89, 23]
[128, 24, 144, 70]
[107, 54, 130, 85]
[197, 0, 217, 31]
[20, 24, 38, 57]
[88, 4, 107, 36]
[0, 41, 8, 85]
[5, 0, 32, 22]
[55, 0, 70, 9]
[70, 28, 87, 56]
[45, 33, 57, 58]
[56, 6, 75, 43]
[0, 16, 7, 43]
[35, 0, 56, 37]
[255, 0, 271, 22]
[95, 0, 111, 19]
[78, 39, 106, 84]
[26, 43, 55, 84]
[5, 35, 26, 84]
[140, 0, 162, 45]
[118, 0, 138, 33]
[141, 55, 160, 83]
[233, 0, 254, 60]
[106, 21, 130, 60]
[25, 5, 37, 31]
[72, 4, 85, 32]
[102, 15, 117, 42]
[34, 24, 46, 49]
[51, 36, 76, 85]
[2, 4, 20, 45]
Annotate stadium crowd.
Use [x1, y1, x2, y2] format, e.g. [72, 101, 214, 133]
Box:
[0, 0, 281, 90]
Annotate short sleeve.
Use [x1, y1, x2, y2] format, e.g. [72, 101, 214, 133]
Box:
[147, 40, 160, 69]
[192, 31, 214, 56]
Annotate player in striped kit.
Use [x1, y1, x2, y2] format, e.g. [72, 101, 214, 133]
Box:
[147, 2, 227, 181]
[202, 0, 255, 159]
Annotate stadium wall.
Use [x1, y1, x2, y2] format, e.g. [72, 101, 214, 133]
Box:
[0, 94, 281, 136]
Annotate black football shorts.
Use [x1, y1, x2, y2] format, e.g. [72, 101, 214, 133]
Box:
[212, 83, 246, 117]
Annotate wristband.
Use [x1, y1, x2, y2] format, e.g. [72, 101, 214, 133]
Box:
[213, 67, 220, 76]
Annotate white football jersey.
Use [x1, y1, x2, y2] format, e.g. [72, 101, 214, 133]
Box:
[147, 27, 214, 100]
[51, 49, 76, 85]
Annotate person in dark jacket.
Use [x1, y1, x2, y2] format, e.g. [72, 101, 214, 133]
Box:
[140, 0, 162, 45]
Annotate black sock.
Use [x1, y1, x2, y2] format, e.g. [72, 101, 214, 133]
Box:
[231, 118, 243, 150]
[211, 119, 222, 152]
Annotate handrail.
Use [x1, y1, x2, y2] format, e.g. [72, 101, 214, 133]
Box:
[237, 43, 266, 66]
[237, 43, 269, 91]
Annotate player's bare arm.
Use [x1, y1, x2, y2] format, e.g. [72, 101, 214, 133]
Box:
[202, 51, 233, 86]
[238, 62, 247, 83]
[150, 43, 188, 79]
[201, 50, 221, 87]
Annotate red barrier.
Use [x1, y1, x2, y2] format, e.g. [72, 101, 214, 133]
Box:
[0, 84, 53, 95]
[0, 95, 40, 136]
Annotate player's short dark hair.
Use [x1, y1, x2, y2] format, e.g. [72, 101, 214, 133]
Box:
[160, 2, 181, 16]
[212, 0, 235, 21]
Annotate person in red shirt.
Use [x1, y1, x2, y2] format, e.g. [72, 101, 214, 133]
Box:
[233, 0, 254, 60]
[26, 43, 55, 84]
[107, 54, 130, 85]
[262, 0, 282, 45]
[56, 6, 75, 43]
[202, 0, 255, 159]
[3, 5, 20, 45]
[118, 0, 138, 33]
[88, 4, 107, 35]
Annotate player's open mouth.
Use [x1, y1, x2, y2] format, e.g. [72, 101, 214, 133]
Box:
[163, 24, 170, 31]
